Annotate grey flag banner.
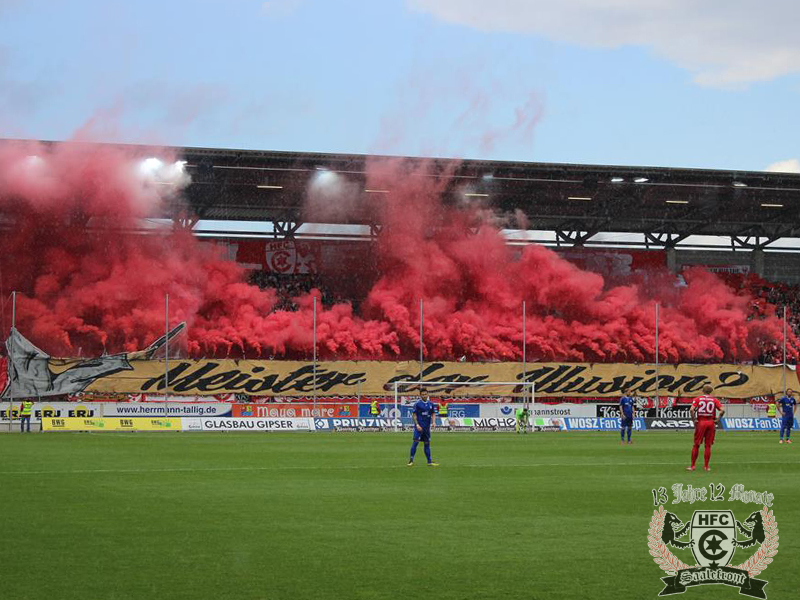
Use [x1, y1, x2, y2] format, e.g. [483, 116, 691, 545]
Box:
[2, 324, 186, 399]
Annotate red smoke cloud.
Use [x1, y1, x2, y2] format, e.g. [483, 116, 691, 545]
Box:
[362, 158, 796, 363]
[0, 141, 794, 363]
[0, 141, 274, 356]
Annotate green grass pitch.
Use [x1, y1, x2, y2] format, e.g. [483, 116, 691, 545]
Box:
[1, 431, 798, 600]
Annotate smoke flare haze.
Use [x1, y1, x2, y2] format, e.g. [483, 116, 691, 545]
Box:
[0, 140, 794, 363]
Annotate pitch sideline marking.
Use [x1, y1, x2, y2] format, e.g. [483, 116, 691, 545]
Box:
[0, 459, 797, 476]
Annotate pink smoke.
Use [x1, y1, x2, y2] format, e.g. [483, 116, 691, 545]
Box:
[360, 158, 795, 363]
[0, 141, 794, 363]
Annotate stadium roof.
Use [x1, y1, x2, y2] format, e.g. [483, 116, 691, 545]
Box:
[8, 141, 800, 251]
[176, 145, 800, 251]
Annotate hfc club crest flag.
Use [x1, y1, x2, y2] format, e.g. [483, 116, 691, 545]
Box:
[649, 505, 778, 599]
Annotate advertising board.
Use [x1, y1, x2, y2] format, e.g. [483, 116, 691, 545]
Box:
[595, 404, 693, 419]
[722, 417, 798, 431]
[104, 403, 232, 417]
[233, 403, 359, 418]
[489, 403, 595, 419]
[41, 417, 182, 431]
[644, 418, 695, 430]
[312, 417, 402, 430]
[2, 403, 99, 423]
[564, 417, 646, 431]
[194, 417, 313, 431]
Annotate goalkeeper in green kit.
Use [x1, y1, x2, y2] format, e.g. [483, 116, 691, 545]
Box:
[515, 406, 530, 434]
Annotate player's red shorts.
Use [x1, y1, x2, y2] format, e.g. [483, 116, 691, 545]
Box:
[694, 419, 717, 446]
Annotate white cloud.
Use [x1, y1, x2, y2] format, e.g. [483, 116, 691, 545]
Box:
[408, 0, 800, 87]
[765, 159, 800, 173]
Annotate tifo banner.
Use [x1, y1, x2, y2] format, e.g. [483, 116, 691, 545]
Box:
[264, 240, 317, 274]
[2, 324, 185, 398]
[226, 238, 373, 275]
[71, 361, 800, 399]
[681, 264, 751, 275]
[3, 328, 793, 399]
[232, 239, 318, 274]
[5, 358, 792, 399]
[41, 417, 182, 432]
[558, 248, 666, 281]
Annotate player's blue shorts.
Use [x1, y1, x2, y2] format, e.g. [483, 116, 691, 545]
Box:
[781, 418, 793, 429]
[620, 416, 633, 428]
[413, 427, 431, 442]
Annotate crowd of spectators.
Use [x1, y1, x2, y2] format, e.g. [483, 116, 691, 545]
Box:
[249, 269, 800, 363]
[249, 272, 337, 310]
[722, 274, 800, 364]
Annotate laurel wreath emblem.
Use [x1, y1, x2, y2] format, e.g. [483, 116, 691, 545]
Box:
[648, 505, 778, 577]
[648, 505, 690, 575]
[733, 507, 779, 577]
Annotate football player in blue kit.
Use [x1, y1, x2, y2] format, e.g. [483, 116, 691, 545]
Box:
[619, 386, 636, 445]
[778, 389, 797, 444]
[408, 396, 439, 466]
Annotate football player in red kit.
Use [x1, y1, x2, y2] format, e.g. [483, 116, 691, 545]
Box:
[687, 384, 725, 472]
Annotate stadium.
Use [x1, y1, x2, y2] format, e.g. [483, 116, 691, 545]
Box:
[1, 139, 798, 599]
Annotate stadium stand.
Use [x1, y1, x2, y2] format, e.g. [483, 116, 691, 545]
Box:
[248, 272, 336, 310]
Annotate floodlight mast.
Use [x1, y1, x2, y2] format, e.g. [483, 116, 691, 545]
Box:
[392, 380, 536, 433]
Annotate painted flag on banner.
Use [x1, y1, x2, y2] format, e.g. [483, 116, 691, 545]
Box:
[2, 324, 186, 398]
[265, 240, 317, 274]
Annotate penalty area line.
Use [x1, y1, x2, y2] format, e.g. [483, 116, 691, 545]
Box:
[0, 459, 796, 476]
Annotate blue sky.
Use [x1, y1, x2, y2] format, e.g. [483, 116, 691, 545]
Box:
[1, 0, 798, 171]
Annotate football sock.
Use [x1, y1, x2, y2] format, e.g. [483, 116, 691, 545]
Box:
[424, 443, 432, 463]
[703, 445, 711, 469]
[409, 441, 419, 461]
[690, 445, 699, 467]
